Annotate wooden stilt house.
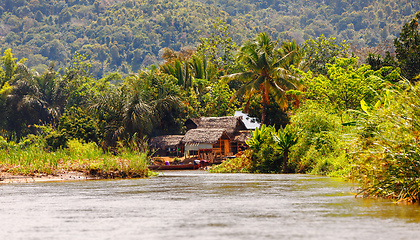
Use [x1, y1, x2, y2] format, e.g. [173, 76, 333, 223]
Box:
[181, 128, 230, 162]
[183, 116, 251, 162]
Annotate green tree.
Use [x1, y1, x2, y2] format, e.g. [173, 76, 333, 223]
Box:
[4, 62, 71, 139]
[133, 67, 184, 136]
[246, 94, 290, 128]
[62, 53, 96, 108]
[303, 35, 349, 75]
[89, 84, 151, 150]
[201, 81, 238, 117]
[0, 50, 65, 139]
[58, 107, 99, 143]
[160, 58, 192, 89]
[1, 49, 20, 84]
[160, 52, 217, 99]
[196, 20, 238, 75]
[394, 11, 420, 81]
[302, 58, 400, 115]
[90, 67, 183, 149]
[222, 32, 302, 125]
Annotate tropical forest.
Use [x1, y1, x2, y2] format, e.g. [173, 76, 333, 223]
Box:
[0, 0, 420, 205]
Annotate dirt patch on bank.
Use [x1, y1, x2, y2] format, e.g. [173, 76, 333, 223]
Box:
[0, 171, 100, 184]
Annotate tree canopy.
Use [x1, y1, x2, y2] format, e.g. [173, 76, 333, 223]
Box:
[0, 0, 418, 78]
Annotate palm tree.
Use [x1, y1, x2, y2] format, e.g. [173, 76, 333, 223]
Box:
[2, 51, 96, 139]
[4, 63, 69, 139]
[222, 32, 304, 125]
[278, 39, 307, 71]
[160, 47, 218, 91]
[89, 82, 153, 150]
[136, 68, 184, 135]
[160, 58, 192, 89]
[89, 67, 184, 149]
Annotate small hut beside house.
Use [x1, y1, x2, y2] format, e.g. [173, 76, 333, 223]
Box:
[150, 135, 184, 157]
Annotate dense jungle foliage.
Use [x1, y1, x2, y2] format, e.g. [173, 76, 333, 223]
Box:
[210, 12, 420, 202]
[0, 0, 419, 77]
[0, 1, 419, 201]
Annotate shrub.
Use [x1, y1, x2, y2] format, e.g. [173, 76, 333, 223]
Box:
[210, 150, 253, 173]
[237, 124, 300, 173]
[59, 107, 99, 143]
[45, 131, 68, 150]
[289, 100, 350, 175]
[246, 124, 281, 173]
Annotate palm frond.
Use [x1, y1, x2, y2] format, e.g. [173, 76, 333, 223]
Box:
[220, 72, 255, 84]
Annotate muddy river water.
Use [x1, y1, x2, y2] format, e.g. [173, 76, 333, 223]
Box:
[1, 171, 419, 239]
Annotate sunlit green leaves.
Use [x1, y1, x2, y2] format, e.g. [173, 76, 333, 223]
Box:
[303, 57, 399, 114]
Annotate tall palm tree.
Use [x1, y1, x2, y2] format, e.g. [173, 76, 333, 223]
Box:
[222, 32, 304, 125]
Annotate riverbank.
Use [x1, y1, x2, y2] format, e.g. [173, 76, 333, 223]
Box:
[0, 139, 151, 183]
[0, 156, 191, 184]
[0, 158, 150, 183]
[0, 171, 98, 184]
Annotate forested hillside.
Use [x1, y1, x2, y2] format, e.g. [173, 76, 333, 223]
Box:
[0, 0, 419, 77]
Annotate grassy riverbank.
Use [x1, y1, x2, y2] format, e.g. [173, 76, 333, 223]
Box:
[0, 137, 151, 179]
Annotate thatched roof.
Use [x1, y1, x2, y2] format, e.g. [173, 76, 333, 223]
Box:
[150, 135, 184, 148]
[181, 128, 230, 144]
[234, 131, 251, 143]
[185, 116, 247, 137]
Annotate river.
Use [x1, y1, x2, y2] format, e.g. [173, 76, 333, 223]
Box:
[1, 171, 419, 240]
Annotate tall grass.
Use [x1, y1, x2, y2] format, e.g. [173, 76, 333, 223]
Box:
[0, 137, 151, 178]
[349, 80, 420, 203]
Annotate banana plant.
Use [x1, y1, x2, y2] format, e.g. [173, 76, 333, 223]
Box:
[245, 124, 275, 152]
[273, 124, 299, 172]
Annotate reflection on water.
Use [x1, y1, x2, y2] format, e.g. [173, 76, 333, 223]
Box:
[1, 171, 419, 240]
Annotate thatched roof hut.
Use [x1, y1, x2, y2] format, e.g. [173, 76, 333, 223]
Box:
[150, 135, 184, 149]
[181, 128, 230, 144]
[185, 116, 247, 138]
